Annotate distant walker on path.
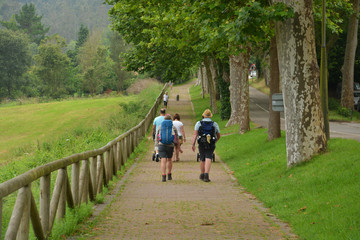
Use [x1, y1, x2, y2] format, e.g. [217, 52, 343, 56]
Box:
[191, 109, 220, 182]
[163, 92, 169, 108]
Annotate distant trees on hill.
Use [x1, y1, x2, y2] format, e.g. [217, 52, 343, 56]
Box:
[0, 3, 134, 99]
[0, 0, 110, 41]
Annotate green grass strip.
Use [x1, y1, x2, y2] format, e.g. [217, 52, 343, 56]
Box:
[190, 84, 360, 240]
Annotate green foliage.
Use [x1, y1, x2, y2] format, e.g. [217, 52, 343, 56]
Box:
[106, 0, 293, 84]
[1, 3, 50, 44]
[337, 107, 352, 118]
[76, 24, 89, 49]
[49, 204, 94, 240]
[328, 97, 341, 111]
[34, 34, 70, 98]
[109, 30, 133, 90]
[0, 28, 31, 98]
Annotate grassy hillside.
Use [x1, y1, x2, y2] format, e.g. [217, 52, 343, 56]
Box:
[0, 84, 161, 163]
[190, 84, 360, 240]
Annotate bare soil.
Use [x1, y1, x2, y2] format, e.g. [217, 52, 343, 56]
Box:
[72, 81, 297, 240]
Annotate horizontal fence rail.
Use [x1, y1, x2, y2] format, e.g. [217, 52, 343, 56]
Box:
[0, 84, 167, 240]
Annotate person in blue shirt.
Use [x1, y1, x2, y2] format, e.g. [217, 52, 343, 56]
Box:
[152, 108, 166, 161]
[191, 109, 220, 182]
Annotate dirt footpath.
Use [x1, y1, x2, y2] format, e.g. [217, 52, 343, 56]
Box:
[79, 82, 297, 240]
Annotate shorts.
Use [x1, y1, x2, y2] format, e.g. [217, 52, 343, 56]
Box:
[164, 101, 168, 106]
[198, 144, 215, 162]
[158, 145, 174, 159]
[178, 136, 183, 144]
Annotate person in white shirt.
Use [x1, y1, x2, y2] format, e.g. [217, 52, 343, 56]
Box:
[163, 92, 169, 108]
[172, 113, 186, 161]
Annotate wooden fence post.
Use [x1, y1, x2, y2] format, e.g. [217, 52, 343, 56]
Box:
[108, 149, 114, 181]
[57, 168, 67, 220]
[30, 192, 45, 240]
[49, 169, 66, 232]
[40, 174, 51, 236]
[116, 142, 121, 171]
[112, 145, 117, 176]
[126, 135, 131, 158]
[79, 160, 89, 204]
[17, 184, 31, 240]
[122, 138, 127, 165]
[71, 162, 80, 206]
[90, 157, 97, 198]
[5, 185, 31, 240]
[96, 154, 104, 194]
[65, 170, 74, 209]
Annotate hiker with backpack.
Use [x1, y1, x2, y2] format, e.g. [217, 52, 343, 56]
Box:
[191, 109, 220, 182]
[152, 108, 166, 162]
[155, 114, 179, 182]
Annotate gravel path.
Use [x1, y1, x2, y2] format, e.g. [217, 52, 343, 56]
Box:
[76, 82, 297, 240]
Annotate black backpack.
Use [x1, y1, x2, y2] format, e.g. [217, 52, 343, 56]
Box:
[197, 121, 216, 149]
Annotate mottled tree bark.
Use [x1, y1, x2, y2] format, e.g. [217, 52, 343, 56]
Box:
[204, 56, 218, 114]
[341, 0, 360, 109]
[226, 48, 251, 134]
[268, 36, 281, 140]
[210, 58, 220, 100]
[274, 0, 326, 167]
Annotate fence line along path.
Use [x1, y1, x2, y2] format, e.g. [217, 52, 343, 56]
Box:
[81, 81, 296, 240]
[0, 85, 167, 240]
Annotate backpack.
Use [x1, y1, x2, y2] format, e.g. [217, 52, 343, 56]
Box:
[159, 120, 174, 144]
[197, 121, 216, 149]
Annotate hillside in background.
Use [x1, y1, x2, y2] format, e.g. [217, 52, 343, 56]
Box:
[0, 0, 110, 41]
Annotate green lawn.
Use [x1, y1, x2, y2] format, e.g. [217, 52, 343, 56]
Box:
[0, 96, 139, 162]
[190, 83, 360, 240]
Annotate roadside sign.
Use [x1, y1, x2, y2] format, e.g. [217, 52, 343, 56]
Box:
[272, 93, 284, 112]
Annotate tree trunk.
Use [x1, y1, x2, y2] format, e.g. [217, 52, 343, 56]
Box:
[196, 67, 201, 86]
[204, 56, 218, 114]
[341, 0, 360, 109]
[263, 53, 270, 87]
[268, 36, 281, 140]
[210, 58, 220, 100]
[274, 0, 326, 167]
[226, 48, 251, 134]
[201, 64, 208, 96]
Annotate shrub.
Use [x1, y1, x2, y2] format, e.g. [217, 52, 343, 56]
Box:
[328, 97, 341, 111]
[338, 107, 352, 118]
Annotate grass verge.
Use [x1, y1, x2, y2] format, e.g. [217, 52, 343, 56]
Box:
[190, 83, 360, 240]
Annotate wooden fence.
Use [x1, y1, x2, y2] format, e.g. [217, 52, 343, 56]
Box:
[0, 85, 167, 240]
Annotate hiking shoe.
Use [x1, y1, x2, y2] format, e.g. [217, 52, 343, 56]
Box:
[199, 173, 205, 181]
[156, 154, 160, 162]
[168, 173, 172, 180]
[162, 175, 166, 182]
[204, 173, 211, 182]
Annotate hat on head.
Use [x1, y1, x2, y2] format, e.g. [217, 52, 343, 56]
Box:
[202, 109, 213, 118]
[165, 114, 172, 120]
